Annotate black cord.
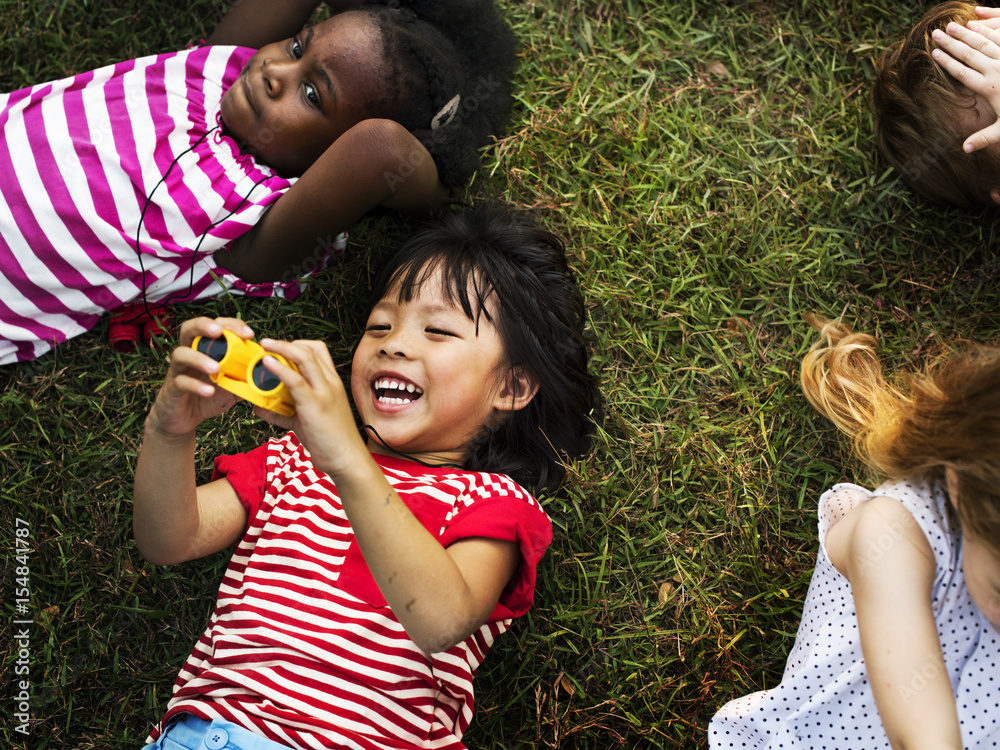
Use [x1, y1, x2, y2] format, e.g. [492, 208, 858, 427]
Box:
[362, 424, 463, 470]
[159, 169, 271, 308]
[126, 126, 215, 324]
[119, 124, 269, 326]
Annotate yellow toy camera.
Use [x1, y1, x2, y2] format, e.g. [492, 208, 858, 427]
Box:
[191, 330, 297, 417]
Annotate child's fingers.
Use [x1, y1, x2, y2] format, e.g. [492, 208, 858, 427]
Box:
[291, 340, 340, 379]
[965, 119, 1000, 153]
[933, 24, 998, 68]
[177, 317, 215, 346]
[941, 21, 999, 59]
[293, 339, 335, 362]
[216, 317, 255, 339]
[171, 373, 218, 398]
[260, 338, 340, 386]
[968, 19, 1000, 47]
[976, 16, 1000, 32]
[931, 39, 993, 95]
[931, 46, 980, 89]
[259, 351, 305, 391]
[254, 344, 319, 403]
[257, 340, 351, 426]
[177, 316, 254, 346]
[169, 343, 221, 379]
[259, 337, 334, 367]
[976, 6, 1000, 21]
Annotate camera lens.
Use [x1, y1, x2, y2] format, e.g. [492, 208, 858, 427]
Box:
[197, 336, 228, 362]
[251, 360, 281, 393]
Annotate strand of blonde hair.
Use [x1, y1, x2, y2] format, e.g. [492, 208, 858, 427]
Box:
[800, 313, 912, 479]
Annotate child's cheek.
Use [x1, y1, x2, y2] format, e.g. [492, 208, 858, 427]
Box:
[219, 88, 239, 133]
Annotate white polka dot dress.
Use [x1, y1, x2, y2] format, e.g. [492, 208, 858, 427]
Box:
[709, 480, 1000, 748]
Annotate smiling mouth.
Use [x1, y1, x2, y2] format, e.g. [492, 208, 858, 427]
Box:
[374, 378, 424, 405]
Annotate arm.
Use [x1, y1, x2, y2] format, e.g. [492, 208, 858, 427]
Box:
[931, 20, 1000, 152]
[133, 318, 254, 566]
[207, 1, 366, 48]
[253, 338, 520, 653]
[825, 496, 962, 750]
[214, 118, 448, 283]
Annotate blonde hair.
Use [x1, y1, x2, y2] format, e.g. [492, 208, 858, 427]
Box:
[873, 1, 1000, 209]
[801, 314, 1000, 553]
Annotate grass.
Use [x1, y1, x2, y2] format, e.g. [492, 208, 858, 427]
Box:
[3, 0, 1000, 748]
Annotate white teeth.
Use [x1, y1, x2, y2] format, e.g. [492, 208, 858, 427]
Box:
[374, 378, 423, 394]
[377, 396, 408, 405]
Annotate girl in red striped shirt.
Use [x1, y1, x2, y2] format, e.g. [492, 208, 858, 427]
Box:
[133, 204, 601, 750]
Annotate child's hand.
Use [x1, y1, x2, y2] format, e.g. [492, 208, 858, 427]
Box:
[253, 338, 369, 478]
[931, 21, 1000, 152]
[146, 317, 255, 438]
[977, 6, 1000, 26]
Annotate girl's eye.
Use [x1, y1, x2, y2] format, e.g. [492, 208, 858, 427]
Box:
[291, 39, 303, 59]
[304, 83, 320, 107]
[427, 328, 456, 337]
[366, 324, 390, 333]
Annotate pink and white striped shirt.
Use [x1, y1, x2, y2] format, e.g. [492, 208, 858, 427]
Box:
[0, 46, 342, 365]
[148, 433, 552, 750]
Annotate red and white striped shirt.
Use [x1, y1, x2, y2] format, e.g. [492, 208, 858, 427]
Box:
[149, 433, 552, 749]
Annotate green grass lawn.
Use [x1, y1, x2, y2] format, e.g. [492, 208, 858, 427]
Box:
[4, 0, 1000, 748]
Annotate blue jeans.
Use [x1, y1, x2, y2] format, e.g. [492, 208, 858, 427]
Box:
[146, 714, 291, 750]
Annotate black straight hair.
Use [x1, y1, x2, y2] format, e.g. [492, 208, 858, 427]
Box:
[369, 204, 602, 495]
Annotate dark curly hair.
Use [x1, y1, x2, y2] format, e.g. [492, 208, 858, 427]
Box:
[351, 0, 516, 188]
[367, 203, 603, 495]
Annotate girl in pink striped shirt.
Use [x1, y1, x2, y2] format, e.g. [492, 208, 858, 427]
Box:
[0, 0, 515, 364]
[133, 204, 602, 750]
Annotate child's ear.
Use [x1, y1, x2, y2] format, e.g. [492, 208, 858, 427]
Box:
[991, 188, 1000, 206]
[493, 368, 539, 412]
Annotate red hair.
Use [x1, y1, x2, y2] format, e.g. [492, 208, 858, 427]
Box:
[801, 315, 1000, 553]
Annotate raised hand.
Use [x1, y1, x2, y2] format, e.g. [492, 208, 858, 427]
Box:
[253, 338, 370, 479]
[931, 21, 1000, 152]
[146, 317, 255, 438]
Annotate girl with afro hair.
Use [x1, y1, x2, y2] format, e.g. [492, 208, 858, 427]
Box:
[0, 0, 516, 363]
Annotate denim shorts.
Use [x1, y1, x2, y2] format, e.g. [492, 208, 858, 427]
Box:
[145, 713, 291, 750]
